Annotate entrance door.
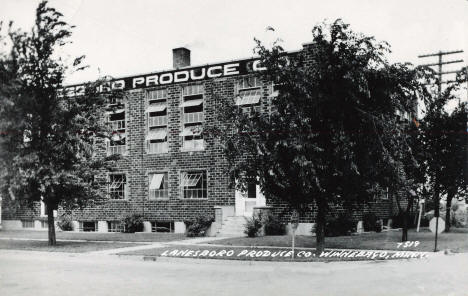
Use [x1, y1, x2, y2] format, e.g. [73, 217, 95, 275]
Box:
[235, 182, 266, 216]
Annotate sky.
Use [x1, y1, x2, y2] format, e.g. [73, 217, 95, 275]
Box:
[1, 0, 467, 97]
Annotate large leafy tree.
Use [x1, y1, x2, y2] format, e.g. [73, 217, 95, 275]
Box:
[0, 1, 115, 245]
[420, 75, 467, 232]
[212, 20, 425, 253]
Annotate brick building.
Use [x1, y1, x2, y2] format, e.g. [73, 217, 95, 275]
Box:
[1, 42, 399, 235]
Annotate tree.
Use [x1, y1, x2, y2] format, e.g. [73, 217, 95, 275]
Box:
[0, 1, 116, 245]
[420, 73, 467, 232]
[212, 20, 423, 253]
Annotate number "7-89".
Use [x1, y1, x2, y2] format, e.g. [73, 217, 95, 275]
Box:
[397, 241, 420, 248]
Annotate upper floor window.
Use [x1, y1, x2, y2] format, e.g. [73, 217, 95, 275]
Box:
[106, 107, 126, 156]
[180, 170, 207, 199]
[181, 85, 204, 151]
[146, 89, 168, 154]
[236, 76, 262, 114]
[108, 174, 127, 200]
[149, 172, 169, 199]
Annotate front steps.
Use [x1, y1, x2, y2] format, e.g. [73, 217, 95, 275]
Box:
[216, 216, 248, 237]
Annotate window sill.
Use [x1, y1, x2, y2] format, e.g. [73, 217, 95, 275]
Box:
[180, 147, 205, 153]
[147, 151, 169, 155]
[148, 198, 170, 201]
[179, 198, 208, 201]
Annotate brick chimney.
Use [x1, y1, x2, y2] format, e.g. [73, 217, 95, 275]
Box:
[172, 47, 191, 69]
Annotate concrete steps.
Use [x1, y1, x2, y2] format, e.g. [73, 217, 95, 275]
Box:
[216, 216, 248, 237]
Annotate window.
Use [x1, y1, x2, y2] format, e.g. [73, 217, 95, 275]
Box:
[146, 89, 168, 154]
[107, 221, 124, 232]
[181, 85, 204, 151]
[236, 76, 262, 114]
[21, 220, 34, 228]
[382, 187, 389, 200]
[79, 221, 97, 232]
[41, 221, 48, 229]
[106, 104, 126, 155]
[108, 174, 127, 200]
[151, 221, 174, 233]
[149, 172, 169, 199]
[268, 82, 280, 118]
[181, 170, 207, 199]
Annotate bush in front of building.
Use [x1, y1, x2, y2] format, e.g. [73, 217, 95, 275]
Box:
[362, 212, 380, 232]
[185, 215, 214, 237]
[122, 214, 144, 233]
[262, 213, 286, 236]
[325, 212, 355, 237]
[244, 215, 262, 237]
[57, 214, 73, 231]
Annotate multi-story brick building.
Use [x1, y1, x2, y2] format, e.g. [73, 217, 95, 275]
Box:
[1, 42, 399, 235]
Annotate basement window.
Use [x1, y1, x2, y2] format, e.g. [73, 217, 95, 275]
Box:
[107, 221, 124, 233]
[151, 221, 174, 233]
[79, 221, 97, 232]
[21, 220, 34, 228]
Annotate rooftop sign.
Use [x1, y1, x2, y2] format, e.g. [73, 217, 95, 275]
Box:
[60, 58, 266, 97]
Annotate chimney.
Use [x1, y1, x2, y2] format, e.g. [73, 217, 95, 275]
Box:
[172, 47, 191, 69]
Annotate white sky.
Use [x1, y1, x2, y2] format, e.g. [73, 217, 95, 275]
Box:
[1, 0, 467, 97]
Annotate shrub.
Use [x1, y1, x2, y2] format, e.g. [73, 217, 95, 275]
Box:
[362, 212, 379, 232]
[262, 213, 286, 236]
[122, 214, 144, 233]
[326, 212, 354, 237]
[185, 215, 214, 237]
[375, 220, 382, 232]
[244, 214, 262, 237]
[57, 214, 73, 231]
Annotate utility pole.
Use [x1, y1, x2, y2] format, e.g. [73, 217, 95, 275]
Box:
[418, 50, 464, 252]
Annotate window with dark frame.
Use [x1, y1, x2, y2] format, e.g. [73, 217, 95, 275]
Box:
[108, 174, 126, 200]
[181, 170, 207, 199]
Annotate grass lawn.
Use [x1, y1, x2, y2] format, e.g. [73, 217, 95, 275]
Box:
[0, 239, 143, 253]
[209, 228, 468, 253]
[0, 230, 186, 242]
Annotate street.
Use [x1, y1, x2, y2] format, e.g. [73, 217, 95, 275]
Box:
[0, 250, 467, 296]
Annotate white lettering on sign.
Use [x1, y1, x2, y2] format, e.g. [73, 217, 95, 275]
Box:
[133, 77, 145, 88]
[59, 58, 274, 96]
[146, 75, 158, 87]
[207, 66, 223, 78]
[174, 70, 189, 83]
[224, 63, 240, 76]
[252, 60, 266, 71]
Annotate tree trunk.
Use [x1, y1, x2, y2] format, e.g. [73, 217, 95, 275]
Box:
[445, 189, 455, 232]
[434, 183, 440, 252]
[47, 205, 56, 246]
[401, 211, 408, 242]
[315, 200, 326, 255]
